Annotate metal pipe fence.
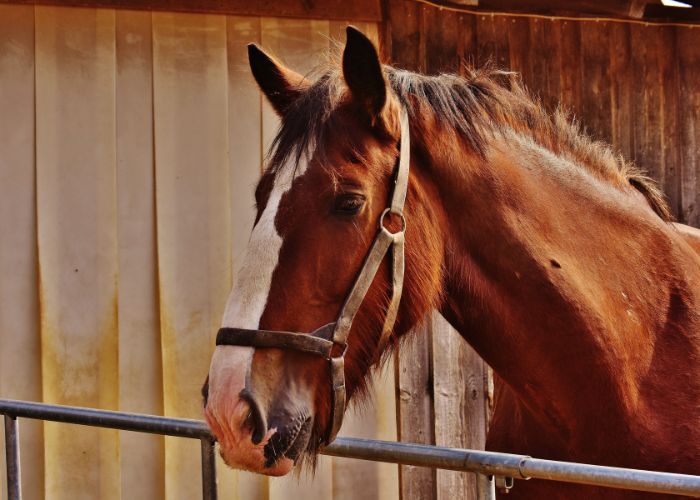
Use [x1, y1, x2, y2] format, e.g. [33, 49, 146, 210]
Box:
[2, 399, 699, 499]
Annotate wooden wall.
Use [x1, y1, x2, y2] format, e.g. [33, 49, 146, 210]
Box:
[1, 2, 698, 500]
[381, 0, 700, 226]
[381, 2, 700, 499]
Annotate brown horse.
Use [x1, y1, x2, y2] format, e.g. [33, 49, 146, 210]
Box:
[204, 27, 700, 498]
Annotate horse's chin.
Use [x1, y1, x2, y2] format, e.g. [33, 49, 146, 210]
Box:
[258, 457, 296, 476]
[218, 442, 296, 476]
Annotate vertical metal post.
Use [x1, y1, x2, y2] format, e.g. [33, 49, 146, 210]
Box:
[200, 437, 217, 500]
[4, 415, 21, 500]
[476, 473, 496, 500]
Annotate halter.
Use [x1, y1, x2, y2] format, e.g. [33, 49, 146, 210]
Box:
[215, 107, 410, 446]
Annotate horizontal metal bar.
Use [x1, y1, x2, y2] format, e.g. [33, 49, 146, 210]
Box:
[0, 399, 209, 439]
[323, 437, 700, 497]
[1, 399, 698, 497]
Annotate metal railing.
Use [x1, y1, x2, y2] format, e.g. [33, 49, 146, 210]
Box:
[2, 399, 699, 499]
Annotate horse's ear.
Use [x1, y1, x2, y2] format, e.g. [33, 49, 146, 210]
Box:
[343, 26, 387, 125]
[248, 44, 309, 116]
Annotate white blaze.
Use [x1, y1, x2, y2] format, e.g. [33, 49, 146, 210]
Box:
[206, 153, 310, 475]
[221, 157, 309, 330]
[209, 155, 310, 382]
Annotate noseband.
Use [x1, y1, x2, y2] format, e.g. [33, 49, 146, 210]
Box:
[215, 107, 410, 446]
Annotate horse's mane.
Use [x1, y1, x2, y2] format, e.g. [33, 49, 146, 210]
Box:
[267, 63, 672, 221]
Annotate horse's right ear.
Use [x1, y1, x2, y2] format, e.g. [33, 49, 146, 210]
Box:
[248, 44, 309, 116]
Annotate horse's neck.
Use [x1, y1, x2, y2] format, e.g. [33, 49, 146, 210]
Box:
[426, 129, 700, 449]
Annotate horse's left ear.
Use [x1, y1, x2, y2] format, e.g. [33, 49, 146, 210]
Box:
[248, 44, 309, 116]
[343, 26, 387, 125]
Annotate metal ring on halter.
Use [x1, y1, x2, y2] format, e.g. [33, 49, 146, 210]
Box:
[379, 208, 407, 234]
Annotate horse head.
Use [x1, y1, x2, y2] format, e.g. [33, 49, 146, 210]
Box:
[203, 27, 445, 475]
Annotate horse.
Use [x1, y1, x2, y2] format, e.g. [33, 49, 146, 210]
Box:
[203, 26, 700, 498]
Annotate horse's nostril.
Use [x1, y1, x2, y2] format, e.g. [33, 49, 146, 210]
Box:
[201, 377, 209, 406]
[240, 389, 267, 444]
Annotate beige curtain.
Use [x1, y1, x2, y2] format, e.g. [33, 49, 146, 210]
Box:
[0, 6, 398, 499]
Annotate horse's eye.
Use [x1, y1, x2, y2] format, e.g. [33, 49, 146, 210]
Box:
[333, 194, 365, 216]
[348, 152, 363, 165]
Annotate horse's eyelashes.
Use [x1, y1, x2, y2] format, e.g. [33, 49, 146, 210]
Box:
[333, 193, 365, 216]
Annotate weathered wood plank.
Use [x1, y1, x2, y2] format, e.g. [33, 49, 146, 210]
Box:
[677, 26, 700, 227]
[558, 19, 582, 115]
[538, 18, 563, 111]
[608, 21, 633, 160]
[431, 313, 487, 500]
[630, 24, 664, 184]
[658, 25, 681, 220]
[458, 12, 477, 70]
[395, 325, 436, 500]
[385, 0, 421, 71]
[476, 13, 510, 69]
[506, 16, 530, 79]
[580, 20, 613, 143]
[526, 17, 548, 103]
[422, 5, 459, 75]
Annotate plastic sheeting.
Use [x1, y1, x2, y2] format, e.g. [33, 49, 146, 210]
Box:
[0, 6, 397, 499]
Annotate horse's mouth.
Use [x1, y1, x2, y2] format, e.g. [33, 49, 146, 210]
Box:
[264, 416, 313, 468]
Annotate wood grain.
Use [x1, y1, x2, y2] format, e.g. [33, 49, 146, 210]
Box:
[580, 20, 613, 143]
[506, 16, 530, 78]
[677, 26, 700, 226]
[557, 19, 582, 114]
[658, 25, 681, 219]
[431, 313, 487, 500]
[608, 21, 633, 159]
[385, 0, 421, 71]
[476, 13, 510, 69]
[395, 325, 436, 500]
[422, 5, 459, 75]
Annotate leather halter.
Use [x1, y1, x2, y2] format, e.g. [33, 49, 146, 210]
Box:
[216, 107, 410, 446]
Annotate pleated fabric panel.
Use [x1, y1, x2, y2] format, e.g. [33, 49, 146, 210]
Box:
[34, 7, 120, 499]
[0, 5, 395, 499]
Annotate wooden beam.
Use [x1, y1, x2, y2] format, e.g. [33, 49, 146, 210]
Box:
[627, 0, 648, 18]
[0, 0, 382, 21]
